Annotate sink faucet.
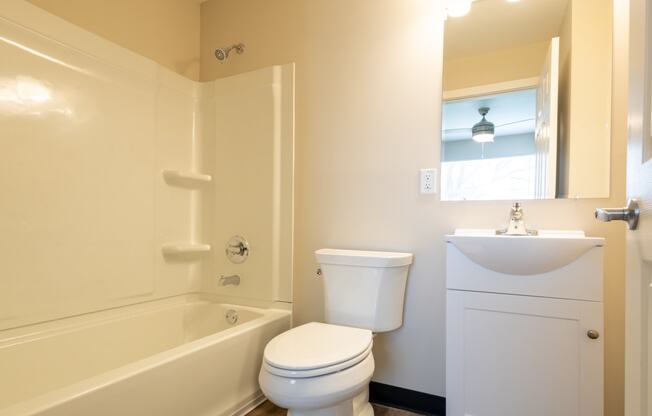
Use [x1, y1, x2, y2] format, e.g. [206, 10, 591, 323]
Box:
[218, 274, 240, 286]
[497, 202, 537, 236]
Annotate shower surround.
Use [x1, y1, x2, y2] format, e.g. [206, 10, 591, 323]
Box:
[0, 1, 294, 414]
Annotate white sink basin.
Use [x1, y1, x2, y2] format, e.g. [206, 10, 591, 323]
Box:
[446, 229, 604, 275]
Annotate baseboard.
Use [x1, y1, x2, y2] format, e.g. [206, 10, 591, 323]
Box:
[369, 382, 445, 416]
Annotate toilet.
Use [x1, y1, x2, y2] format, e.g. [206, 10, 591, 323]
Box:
[259, 248, 413, 416]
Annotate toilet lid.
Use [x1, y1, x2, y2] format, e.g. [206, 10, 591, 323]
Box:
[264, 322, 373, 371]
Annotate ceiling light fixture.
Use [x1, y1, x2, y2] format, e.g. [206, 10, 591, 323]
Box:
[446, 0, 472, 17]
[472, 107, 495, 143]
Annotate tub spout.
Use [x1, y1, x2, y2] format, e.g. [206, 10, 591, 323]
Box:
[218, 274, 240, 286]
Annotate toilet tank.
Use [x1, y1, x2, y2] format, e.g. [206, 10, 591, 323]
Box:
[315, 249, 413, 332]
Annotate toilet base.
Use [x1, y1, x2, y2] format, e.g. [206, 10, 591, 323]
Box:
[287, 389, 373, 416]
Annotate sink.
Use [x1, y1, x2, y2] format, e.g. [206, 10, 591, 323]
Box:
[445, 229, 604, 275]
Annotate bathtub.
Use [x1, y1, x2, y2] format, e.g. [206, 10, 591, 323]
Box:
[0, 294, 291, 416]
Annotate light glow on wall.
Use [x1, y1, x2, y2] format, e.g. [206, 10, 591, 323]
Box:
[0, 36, 89, 75]
[446, 0, 472, 17]
[0, 76, 72, 116]
[0, 76, 51, 104]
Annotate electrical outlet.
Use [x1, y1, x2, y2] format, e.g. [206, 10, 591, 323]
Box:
[420, 168, 437, 194]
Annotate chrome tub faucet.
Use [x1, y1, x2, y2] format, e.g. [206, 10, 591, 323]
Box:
[218, 274, 240, 286]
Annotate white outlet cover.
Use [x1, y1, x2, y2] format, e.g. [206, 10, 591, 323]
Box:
[420, 168, 438, 194]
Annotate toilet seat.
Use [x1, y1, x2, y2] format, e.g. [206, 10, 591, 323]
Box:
[264, 342, 373, 378]
[263, 322, 373, 378]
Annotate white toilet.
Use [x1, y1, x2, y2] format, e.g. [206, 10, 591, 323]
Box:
[259, 248, 413, 416]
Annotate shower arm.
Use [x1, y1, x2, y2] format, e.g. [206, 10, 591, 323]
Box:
[224, 43, 245, 57]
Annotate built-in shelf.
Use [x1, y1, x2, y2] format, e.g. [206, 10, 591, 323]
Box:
[161, 243, 211, 256]
[162, 170, 212, 187]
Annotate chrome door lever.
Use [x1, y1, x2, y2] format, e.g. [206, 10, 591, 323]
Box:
[595, 199, 640, 230]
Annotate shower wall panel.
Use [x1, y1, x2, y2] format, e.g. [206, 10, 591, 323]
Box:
[0, 1, 202, 330]
[201, 65, 294, 304]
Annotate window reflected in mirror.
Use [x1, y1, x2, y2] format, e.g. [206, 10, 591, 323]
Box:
[441, 0, 612, 201]
[442, 89, 537, 200]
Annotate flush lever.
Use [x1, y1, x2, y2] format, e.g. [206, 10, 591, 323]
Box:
[595, 199, 640, 230]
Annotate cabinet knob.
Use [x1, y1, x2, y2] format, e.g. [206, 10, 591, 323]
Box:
[587, 330, 600, 340]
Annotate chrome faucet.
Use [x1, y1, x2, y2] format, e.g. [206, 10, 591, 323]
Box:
[497, 202, 537, 236]
[218, 274, 240, 286]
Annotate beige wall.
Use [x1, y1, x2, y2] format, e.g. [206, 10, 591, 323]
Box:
[27, 0, 201, 80]
[557, 0, 613, 198]
[200, 0, 626, 414]
[443, 41, 549, 92]
[564, 0, 613, 198]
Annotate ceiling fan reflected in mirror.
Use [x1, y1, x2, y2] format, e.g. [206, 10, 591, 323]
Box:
[443, 106, 535, 144]
[472, 107, 495, 143]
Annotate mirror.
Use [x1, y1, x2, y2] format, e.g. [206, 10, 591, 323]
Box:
[440, 0, 612, 200]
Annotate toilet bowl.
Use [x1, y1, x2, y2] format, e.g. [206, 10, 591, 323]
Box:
[259, 249, 413, 416]
[259, 322, 375, 416]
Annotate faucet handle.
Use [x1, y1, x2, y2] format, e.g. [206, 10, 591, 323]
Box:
[225, 236, 249, 264]
[510, 202, 524, 220]
[497, 202, 536, 235]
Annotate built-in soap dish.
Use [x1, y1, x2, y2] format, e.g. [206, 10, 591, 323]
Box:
[161, 243, 211, 256]
[162, 170, 212, 187]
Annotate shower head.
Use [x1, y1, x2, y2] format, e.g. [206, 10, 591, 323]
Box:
[214, 48, 227, 61]
[214, 43, 245, 63]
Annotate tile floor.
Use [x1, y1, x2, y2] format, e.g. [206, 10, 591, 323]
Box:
[247, 400, 422, 416]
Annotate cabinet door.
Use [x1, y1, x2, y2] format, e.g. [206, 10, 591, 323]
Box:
[446, 290, 603, 416]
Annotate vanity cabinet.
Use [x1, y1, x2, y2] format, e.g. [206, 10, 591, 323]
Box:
[446, 290, 603, 416]
[445, 230, 604, 416]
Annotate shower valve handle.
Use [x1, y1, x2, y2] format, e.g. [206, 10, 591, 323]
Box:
[227, 242, 247, 255]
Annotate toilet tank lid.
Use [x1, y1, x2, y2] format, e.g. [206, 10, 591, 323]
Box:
[315, 248, 413, 267]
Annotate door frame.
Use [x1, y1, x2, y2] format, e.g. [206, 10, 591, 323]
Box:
[442, 77, 539, 101]
[625, 0, 650, 414]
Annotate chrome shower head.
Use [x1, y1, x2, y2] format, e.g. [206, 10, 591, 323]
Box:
[214, 43, 245, 63]
[214, 48, 227, 61]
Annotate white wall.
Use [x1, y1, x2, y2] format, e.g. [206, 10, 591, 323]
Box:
[0, 1, 202, 330]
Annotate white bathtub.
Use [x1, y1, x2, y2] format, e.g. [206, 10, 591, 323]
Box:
[0, 294, 291, 416]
